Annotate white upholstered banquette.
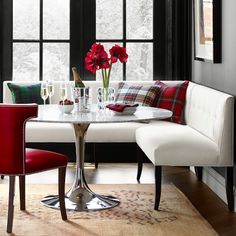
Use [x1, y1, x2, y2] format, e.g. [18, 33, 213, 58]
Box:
[135, 82, 234, 211]
[3, 80, 234, 166]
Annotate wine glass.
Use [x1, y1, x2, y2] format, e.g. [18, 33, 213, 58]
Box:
[47, 81, 54, 104]
[60, 81, 67, 105]
[41, 82, 49, 106]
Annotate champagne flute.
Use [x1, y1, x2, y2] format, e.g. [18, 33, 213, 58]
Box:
[60, 81, 67, 106]
[41, 82, 49, 106]
[47, 81, 54, 104]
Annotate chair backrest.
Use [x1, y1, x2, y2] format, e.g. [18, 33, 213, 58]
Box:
[0, 104, 38, 175]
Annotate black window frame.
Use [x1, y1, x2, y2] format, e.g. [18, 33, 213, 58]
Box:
[95, 0, 155, 81]
[12, 0, 71, 81]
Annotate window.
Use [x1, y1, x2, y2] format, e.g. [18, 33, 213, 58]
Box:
[1, 0, 165, 86]
[12, 0, 70, 81]
[96, 0, 153, 81]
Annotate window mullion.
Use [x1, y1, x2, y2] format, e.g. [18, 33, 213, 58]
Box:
[39, 0, 43, 81]
[123, 0, 126, 81]
[154, 0, 166, 80]
[82, 0, 96, 81]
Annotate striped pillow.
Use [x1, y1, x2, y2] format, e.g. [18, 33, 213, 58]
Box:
[115, 82, 160, 106]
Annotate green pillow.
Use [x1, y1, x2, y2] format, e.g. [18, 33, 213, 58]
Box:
[7, 83, 46, 104]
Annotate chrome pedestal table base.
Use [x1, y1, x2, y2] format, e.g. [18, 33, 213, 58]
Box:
[41, 123, 120, 211]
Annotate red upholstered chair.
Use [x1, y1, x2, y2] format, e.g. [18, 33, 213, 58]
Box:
[0, 104, 68, 233]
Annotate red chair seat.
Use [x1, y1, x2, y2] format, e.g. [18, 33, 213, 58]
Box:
[25, 148, 67, 174]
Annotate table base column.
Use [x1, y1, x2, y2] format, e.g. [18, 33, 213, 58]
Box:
[41, 123, 119, 211]
[41, 187, 120, 211]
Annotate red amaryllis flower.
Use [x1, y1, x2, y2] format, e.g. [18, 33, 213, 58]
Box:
[109, 45, 128, 63]
[85, 43, 128, 89]
[90, 43, 105, 54]
[85, 50, 110, 74]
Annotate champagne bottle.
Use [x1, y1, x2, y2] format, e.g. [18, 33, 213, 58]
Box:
[72, 67, 85, 88]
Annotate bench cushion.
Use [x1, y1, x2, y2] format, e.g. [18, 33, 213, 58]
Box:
[26, 123, 75, 143]
[87, 122, 150, 142]
[26, 121, 150, 143]
[136, 121, 220, 166]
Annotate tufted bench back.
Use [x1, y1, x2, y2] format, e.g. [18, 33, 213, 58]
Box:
[184, 82, 234, 166]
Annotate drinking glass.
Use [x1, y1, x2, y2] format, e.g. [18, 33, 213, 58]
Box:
[47, 81, 54, 104]
[41, 82, 49, 105]
[60, 81, 67, 105]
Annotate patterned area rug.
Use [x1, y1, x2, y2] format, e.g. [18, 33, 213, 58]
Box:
[0, 184, 218, 236]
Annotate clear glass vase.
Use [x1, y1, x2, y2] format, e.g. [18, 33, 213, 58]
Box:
[97, 87, 115, 109]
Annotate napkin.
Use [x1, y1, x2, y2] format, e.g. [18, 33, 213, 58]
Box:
[106, 103, 139, 112]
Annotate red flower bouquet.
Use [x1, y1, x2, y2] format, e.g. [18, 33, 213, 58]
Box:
[85, 43, 128, 88]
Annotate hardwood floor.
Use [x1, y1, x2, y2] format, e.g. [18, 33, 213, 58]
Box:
[1, 163, 236, 235]
[161, 166, 236, 236]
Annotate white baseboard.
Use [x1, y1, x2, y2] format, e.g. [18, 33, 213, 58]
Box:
[190, 166, 236, 212]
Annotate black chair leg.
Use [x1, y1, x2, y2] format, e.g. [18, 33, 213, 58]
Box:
[154, 166, 162, 210]
[19, 175, 26, 210]
[225, 167, 234, 211]
[59, 167, 67, 221]
[7, 176, 15, 233]
[1, 175, 4, 179]
[194, 167, 203, 181]
[136, 145, 144, 182]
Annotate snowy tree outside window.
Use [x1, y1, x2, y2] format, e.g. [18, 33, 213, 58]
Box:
[13, 43, 40, 81]
[13, 0, 40, 40]
[96, 0, 123, 40]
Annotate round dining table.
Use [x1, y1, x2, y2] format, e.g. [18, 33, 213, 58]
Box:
[31, 104, 172, 211]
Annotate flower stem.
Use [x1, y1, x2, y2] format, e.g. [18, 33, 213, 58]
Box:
[102, 69, 106, 88]
[102, 63, 113, 89]
[107, 63, 113, 86]
[105, 69, 108, 87]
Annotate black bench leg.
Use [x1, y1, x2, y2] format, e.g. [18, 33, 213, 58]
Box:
[194, 167, 203, 181]
[136, 145, 144, 182]
[93, 144, 98, 169]
[225, 167, 234, 211]
[154, 166, 162, 210]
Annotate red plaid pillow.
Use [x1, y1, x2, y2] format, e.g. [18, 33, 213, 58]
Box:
[154, 80, 189, 124]
[115, 82, 159, 106]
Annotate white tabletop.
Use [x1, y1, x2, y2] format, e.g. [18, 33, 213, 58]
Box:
[31, 104, 172, 124]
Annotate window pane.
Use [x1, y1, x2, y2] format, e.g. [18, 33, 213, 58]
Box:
[127, 0, 153, 39]
[96, 0, 123, 39]
[13, 43, 39, 81]
[96, 43, 123, 82]
[43, 0, 70, 39]
[13, 0, 40, 39]
[43, 43, 69, 81]
[126, 43, 153, 81]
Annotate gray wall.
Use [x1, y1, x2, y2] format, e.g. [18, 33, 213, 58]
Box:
[192, 0, 236, 93]
[192, 0, 236, 181]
